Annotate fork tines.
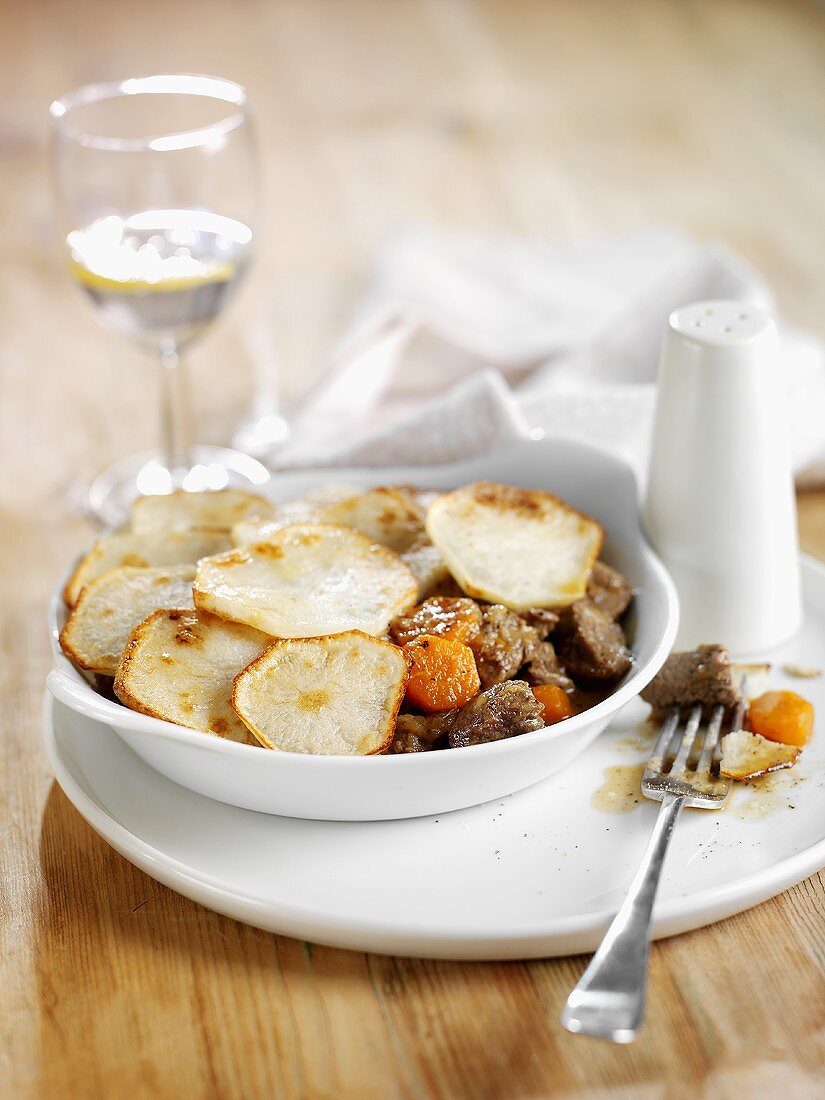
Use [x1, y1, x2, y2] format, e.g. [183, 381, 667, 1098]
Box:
[642, 696, 745, 808]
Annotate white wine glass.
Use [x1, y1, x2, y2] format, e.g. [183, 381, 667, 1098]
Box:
[50, 73, 269, 525]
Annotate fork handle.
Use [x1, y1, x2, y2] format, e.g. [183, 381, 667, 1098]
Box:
[561, 791, 685, 1042]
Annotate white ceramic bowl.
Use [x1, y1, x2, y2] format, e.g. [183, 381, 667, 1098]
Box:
[47, 438, 679, 821]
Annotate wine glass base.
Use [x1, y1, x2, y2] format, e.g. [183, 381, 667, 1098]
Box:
[84, 446, 271, 528]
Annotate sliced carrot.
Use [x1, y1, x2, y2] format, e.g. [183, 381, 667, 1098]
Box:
[747, 690, 814, 747]
[404, 634, 481, 713]
[531, 683, 576, 725]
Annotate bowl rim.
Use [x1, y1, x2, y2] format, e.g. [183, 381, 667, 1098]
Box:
[47, 437, 680, 766]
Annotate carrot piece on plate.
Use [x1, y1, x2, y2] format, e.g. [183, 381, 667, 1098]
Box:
[404, 634, 481, 712]
[747, 690, 814, 747]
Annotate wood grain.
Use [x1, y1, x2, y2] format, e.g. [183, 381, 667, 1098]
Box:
[2, 1, 824, 1097]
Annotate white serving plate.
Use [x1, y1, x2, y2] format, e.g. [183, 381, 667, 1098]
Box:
[47, 438, 678, 821]
[44, 556, 825, 959]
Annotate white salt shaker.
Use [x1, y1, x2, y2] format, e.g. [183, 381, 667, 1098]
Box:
[644, 300, 801, 654]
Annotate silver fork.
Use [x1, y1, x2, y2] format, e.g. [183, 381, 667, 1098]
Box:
[561, 693, 746, 1043]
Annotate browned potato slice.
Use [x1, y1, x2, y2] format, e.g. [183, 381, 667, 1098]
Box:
[303, 485, 452, 600]
[233, 515, 304, 545]
[64, 528, 232, 606]
[410, 488, 445, 512]
[114, 608, 271, 745]
[233, 486, 452, 599]
[316, 486, 426, 553]
[131, 489, 276, 534]
[719, 728, 801, 781]
[194, 524, 418, 637]
[233, 485, 451, 601]
[60, 565, 195, 675]
[399, 541, 455, 599]
[231, 483, 361, 545]
[232, 632, 410, 754]
[426, 481, 603, 610]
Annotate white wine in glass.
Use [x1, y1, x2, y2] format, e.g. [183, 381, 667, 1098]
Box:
[50, 74, 269, 525]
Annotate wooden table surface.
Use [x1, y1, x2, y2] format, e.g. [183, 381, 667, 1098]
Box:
[2, 1, 824, 1096]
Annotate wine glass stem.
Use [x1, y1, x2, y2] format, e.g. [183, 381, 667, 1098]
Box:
[158, 345, 192, 474]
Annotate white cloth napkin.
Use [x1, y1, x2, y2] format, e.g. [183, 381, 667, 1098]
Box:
[275, 228, 825, 486]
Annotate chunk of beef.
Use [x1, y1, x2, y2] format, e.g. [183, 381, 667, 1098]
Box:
[385, 727, 430, 754]
[554, 601, 632, 684]
[520, 641, 575, 691]
[640, 644, 741, 711]
[385, 713, 445, 754]
[587, 561, 633, 621]
[389, 596, 483, 647]
[446, 680, 545, 749]
[517, 608, 560, 636]
[468, 604, 544, 689]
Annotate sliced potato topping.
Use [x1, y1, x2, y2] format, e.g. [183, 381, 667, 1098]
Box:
[300, 482, 364, 506]
[232, 631, 410, 754]
[131, 489, 276, 535]
[399, 541, 455, 600]
[410, 488, 445, 512]
[321, 485, 455, 599]
[232, 502, 322, 546]
[60, 565, 195, 675]
[425, 481, 603, 610]
[64, 478, 639, 757]
[231, 483, 362, 546]
[233, 485, 453, 602]
[233, 515, 304, 545]
[316, 486, 426, 554]
[64, 528, 232, 607]
[114, 608, 271, 744]
[194, 524, 418, 637]
[719, 728, 801, 781]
